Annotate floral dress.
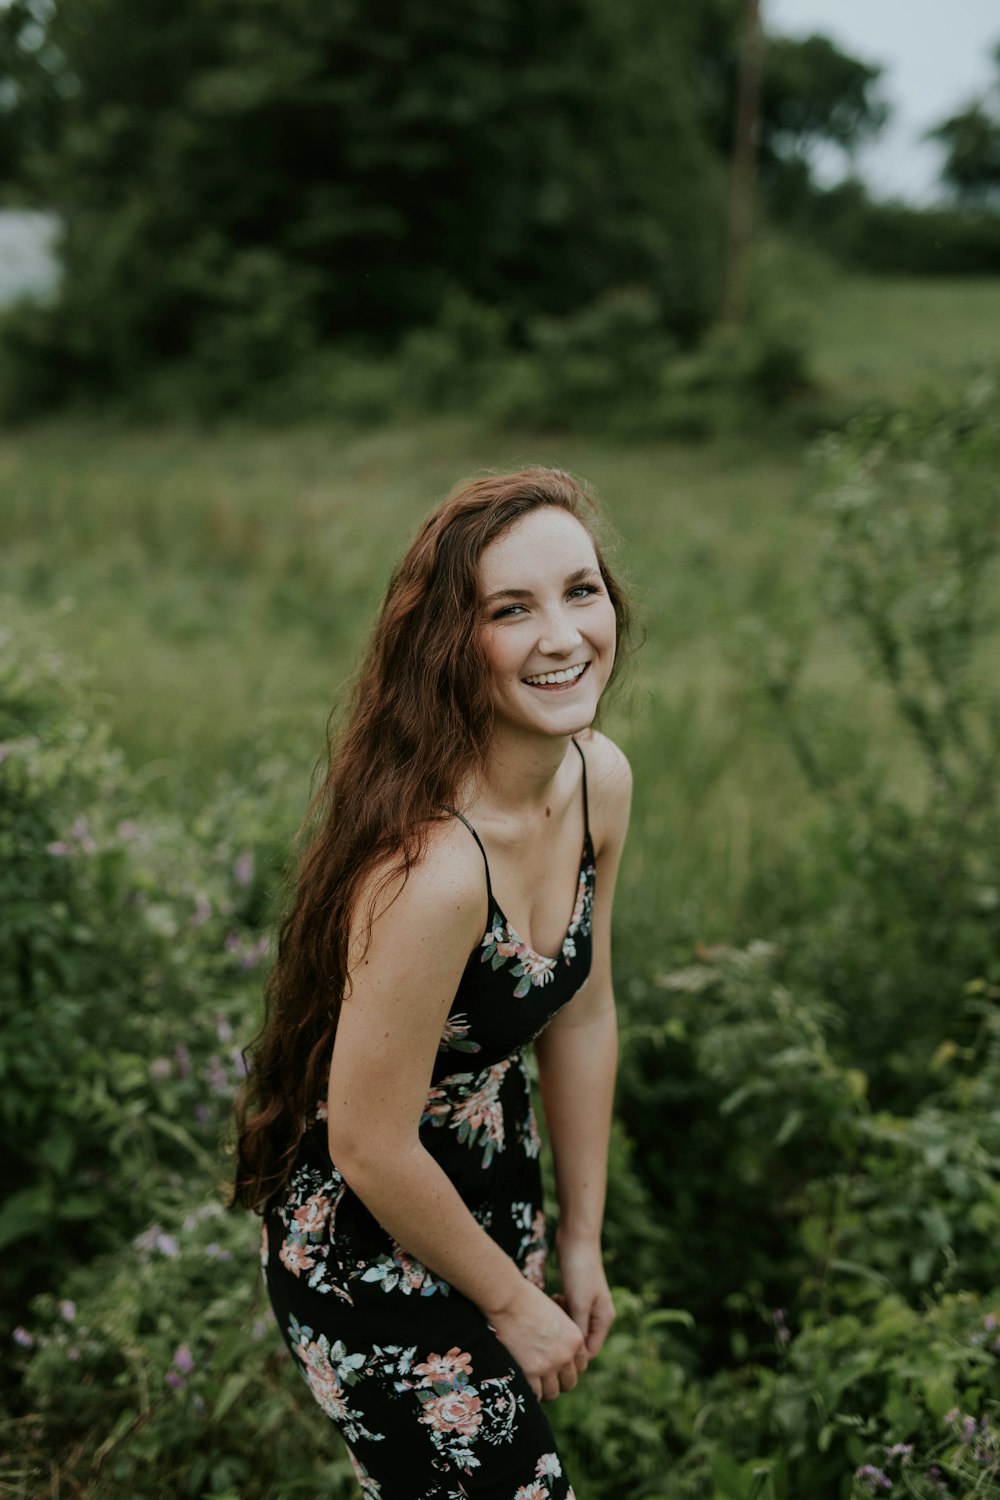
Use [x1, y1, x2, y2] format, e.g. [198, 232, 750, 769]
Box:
[261, 738, 595, 1499]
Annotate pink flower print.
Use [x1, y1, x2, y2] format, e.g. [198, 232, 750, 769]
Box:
[536, 1453, 562, 1479]
[419, 1387, 483, 1437]
[523, 1247, 546, 1288]
[259, 1222, 269, 1273]
[295, 1341, 351, 1423]
[514, 1484, 546, 1500]
[279, 1237, 317, 1277]
[452, 1064, 508, 1165]
[293, 1192, 330, 1236]
[413, 1347, 475, 1386]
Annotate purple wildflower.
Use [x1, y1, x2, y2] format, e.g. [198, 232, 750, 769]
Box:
[883, 1444, 912, 1463]
[962, 1416, 977, 1444]
[173, 1345, 194, 1374]
[12, 1327, 34, 1348]
[58, 1299, 76, 1322]
[224, 931, 242, 954]
[71, 817, 95, 853]
[854, 1464, 892, 1494]
[67, 1347, 79, 1361]
[165, 1369, 185, 1391]
[215, 1013, 234, 1043]
[46, 841, 71, 856]
[233, 850, 255, 887]
[985, 1313, 997, 1331]
[194, 1103, 210, 1125]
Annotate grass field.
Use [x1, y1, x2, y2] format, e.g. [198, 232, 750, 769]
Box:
[3, 272, 999, 959]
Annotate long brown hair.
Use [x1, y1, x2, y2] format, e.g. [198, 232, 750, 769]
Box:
[225, 466, 635, 1214]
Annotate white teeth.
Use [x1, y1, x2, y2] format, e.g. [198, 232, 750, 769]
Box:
[523, 662, 588, 686]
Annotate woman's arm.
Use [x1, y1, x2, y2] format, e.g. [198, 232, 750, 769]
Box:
[534, 732, 632, 1356]
[325, 820, 587, 1399]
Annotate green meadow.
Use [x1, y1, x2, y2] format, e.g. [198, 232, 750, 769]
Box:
[0, 273, 996, 952]
[3, 273, 999, 949]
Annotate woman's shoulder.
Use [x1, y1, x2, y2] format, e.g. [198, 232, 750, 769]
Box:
[351, 809, 490, 951]
[575, 728, 632, 855]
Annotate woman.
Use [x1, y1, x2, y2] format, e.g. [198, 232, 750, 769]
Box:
[228, 467, 635, 1499]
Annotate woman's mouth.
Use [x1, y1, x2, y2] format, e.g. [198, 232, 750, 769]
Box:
[521, 660, 591, 692]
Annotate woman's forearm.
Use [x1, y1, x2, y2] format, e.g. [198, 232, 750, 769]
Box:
[335, 1139, 528, 1318]
[534, 1005, 618, 1244]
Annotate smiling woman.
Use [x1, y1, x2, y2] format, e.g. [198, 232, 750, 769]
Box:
[227, 468, 638, 1500]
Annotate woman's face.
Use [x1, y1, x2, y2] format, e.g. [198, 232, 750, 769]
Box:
[476, 507, 618, 739]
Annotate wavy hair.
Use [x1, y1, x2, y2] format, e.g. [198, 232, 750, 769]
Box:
[225, 466, 635, 1214]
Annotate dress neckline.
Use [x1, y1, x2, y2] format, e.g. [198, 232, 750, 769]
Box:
[486, 829, 594, 965]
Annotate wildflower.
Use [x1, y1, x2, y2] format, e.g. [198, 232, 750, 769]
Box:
[165, 1369, 185, 1391]
[962, 1415, 977, 1444]
[67, 1347, 79, 1361]
[854, 1464, 892, 1493]
[71, 816, 95, 853]
[174, 1043, 192, 1078]
[12, 1327, 34, 1348]
[215, 1013, 234, 1043]
[986, 1314, 997, 1332]
[194, 1103, 210, 1126]
[149, 1057, 172, 1081]
[46, 841, 71, 856]
[205, 1242, 232, 1262]
[173, 1345, 194, 1374]
[233, 850, 255, 887]
[116, 819, 139, 840]
[883, 1443, 913, 1463]
[58, 1299, 76, 1321]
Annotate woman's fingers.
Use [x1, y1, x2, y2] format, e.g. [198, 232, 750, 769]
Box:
[540, 1373, 561, 1402]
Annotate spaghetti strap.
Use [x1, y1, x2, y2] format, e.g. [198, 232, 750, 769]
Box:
[571, 736, 591, 844]
[439, 803, 495, 924]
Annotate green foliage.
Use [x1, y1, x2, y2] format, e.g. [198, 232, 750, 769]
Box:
[783, 178, 1000, 276]
[0, 619, 292, 1303]
[7, 1197, 359, 1499]
[738, 371, 1000, 1094]
[926, 41, 1000, 210]
[0, 0, 730, 412]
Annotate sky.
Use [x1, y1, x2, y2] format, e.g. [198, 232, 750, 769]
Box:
[766, 0, 999, 203]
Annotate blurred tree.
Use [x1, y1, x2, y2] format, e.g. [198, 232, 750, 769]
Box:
[0, 0, 734, 399]
[758, 33, 888, 214]
[0, 0, 68, 200]
[928, 43, 1000, 210]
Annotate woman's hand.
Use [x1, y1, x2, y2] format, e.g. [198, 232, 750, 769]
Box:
[486, 1279, 588, 1402]
[554, 1235, 616, 1359]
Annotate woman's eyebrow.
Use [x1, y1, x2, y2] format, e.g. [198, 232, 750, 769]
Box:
[482, 566, 600, 606]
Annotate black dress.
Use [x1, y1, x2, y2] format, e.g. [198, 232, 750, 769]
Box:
[261, 737, 595, 1499]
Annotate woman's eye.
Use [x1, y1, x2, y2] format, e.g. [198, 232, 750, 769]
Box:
[569, 584, 601, 600]
[491, 584, 600, 620]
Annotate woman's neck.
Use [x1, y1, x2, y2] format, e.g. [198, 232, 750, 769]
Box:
[462, 726, 577, 824]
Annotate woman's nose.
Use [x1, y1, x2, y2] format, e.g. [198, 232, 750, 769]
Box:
[537, 610, 584, 654]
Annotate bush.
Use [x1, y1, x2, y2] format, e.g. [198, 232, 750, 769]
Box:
[737, 369, 1000, 1097]
[0, 617, 291, 1307]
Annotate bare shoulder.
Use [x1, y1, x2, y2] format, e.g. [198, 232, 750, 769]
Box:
[348, 811, 489, 967]
[575, 728, 632, 858]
